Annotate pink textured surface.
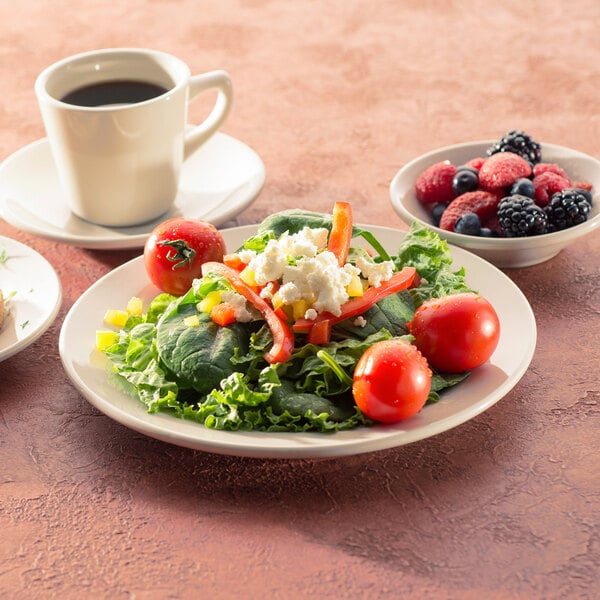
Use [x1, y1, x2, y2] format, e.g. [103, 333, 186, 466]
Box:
[1, 1, 599, 598]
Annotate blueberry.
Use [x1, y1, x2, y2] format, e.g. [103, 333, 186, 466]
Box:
[510, 177, 535, 198]
[452, 169, 479, 195]
[430, 203, 446, 226]
[456, 165, 479, 175]
[454, 212, 481, 235]
[480, 227, 498, 237]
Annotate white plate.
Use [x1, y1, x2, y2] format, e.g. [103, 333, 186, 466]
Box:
[59, 224, 536, 458]
[0, 236, 62, 361]
[0, 131, 266, 250]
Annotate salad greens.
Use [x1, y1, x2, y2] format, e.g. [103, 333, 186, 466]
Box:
[101, 213, 470, 433]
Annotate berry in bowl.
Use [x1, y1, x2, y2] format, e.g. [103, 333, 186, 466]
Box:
[390, 131, 600, 268]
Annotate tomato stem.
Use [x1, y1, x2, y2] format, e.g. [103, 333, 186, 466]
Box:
[157, 239, 197, 270]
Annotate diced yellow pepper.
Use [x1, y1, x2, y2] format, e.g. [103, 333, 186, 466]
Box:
[183, 315, 200, 327]
[96, 330, 118, 351]
[126, 296, 143, 316]
[103, 309, 129, 328]
[291, 299, 309, 320]
[346, 274, 364, 297]
[239, 267, 257, 287]
[271, 291, 284, 311]
[197, 290, 223, 313]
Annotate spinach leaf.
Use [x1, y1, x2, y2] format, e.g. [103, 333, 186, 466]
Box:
[156, 300, 260, 394]
[428, 372, 470, 403]
[257, 209, 390, 260]
[268, 379, 357, 423]
[332, 290, 416, 340]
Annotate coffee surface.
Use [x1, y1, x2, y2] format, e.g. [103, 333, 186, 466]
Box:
[61, 79, 168, 106]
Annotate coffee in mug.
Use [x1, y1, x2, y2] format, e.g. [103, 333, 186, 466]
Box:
[35, 48, 233, 227]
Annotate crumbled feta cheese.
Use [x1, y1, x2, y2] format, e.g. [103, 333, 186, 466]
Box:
[278, 282, 301, 304]
[221, 291, 258, 323]
[281, 252, 358, 316]
[259, 281, 276, 300]
[353, 316, 367, 328]
[355, 256, 394, 287]
[245, 226, 362, 317]
[304, 308, 318, 321]
[237, 249, 257, 264]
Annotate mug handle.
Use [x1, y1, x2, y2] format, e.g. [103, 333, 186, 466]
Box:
[183, 70, 233, 160]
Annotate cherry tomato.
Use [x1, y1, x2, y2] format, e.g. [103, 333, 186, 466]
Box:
[144, 217, 226, 295]
[407, 292, 500, 373]
[352, 339, 432, 424]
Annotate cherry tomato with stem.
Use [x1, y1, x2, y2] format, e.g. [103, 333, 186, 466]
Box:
[352, 339, 432, 424]
[144, 217, 226, 296]
[407, 292, 500, 373]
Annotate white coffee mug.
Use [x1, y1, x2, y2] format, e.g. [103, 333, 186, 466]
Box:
[35, 48, 233, 227]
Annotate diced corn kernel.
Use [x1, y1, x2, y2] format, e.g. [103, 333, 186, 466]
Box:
[291, 299, 309, 320]
[240, 267, 257, 287]
[103, 309, 129, 328]
[183, 315, 200, 327]
[126, 296, 143, 315]
[346, 274, 364, 297]
[96, 330, 118, 350]
[198, 290, 223, 313]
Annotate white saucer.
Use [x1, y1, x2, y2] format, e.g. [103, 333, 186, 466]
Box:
[0, 131, 266, 250]
[0, 235, 62, 362]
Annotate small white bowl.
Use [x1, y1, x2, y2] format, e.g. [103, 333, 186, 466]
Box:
[390, 140, 600, 268]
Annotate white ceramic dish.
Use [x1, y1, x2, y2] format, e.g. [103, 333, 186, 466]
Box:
[0, 131, 265, 250]
[390, 141, 600, 268]
[0, 236, 62, 361]
[59, 224, 536, 459]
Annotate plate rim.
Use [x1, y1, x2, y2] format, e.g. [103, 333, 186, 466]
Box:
[0, 235, 62, 362]
[0, 132, 266, 250]
[59, 223, 537, 458]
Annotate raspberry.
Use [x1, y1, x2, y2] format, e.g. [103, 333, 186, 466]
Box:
[533, 162, 570, 180]
[478, 152, 532, 190]
[439, 190, 500, 232]
[481, 213, 504, 236]
[571, 180, 593, 192]
[465, 157, 485, 171]
[532, 171, 571, 207]
[415, 161, 457, 208]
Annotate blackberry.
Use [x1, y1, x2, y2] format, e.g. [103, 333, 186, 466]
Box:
[497, 194, 548, 237]
[544, 189, 592, 232]
[571, 188, 593, 204]
[486, 130, 542, 165]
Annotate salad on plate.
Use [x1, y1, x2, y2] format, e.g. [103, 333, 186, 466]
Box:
[96, 203, 500, 433]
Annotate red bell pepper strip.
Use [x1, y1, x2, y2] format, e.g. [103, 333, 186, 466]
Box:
[307, 319, 331, 345]
[293, 266, 419, 342]
[327, 201, 353, 266]
[201, 261, 295, 364]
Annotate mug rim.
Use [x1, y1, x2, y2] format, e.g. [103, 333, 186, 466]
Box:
[35, 47, 190, 111]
